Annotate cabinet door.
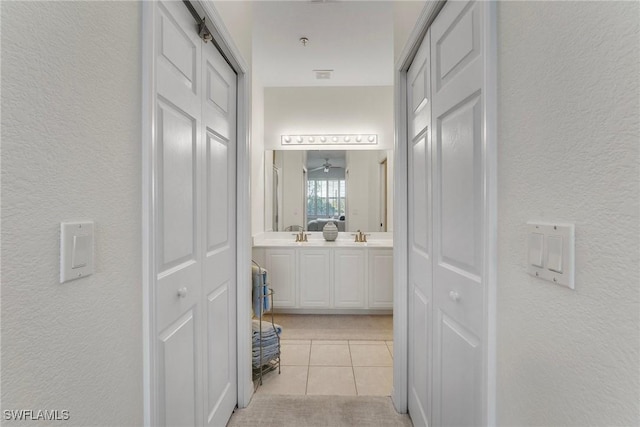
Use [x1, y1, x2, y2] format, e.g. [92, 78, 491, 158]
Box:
[299, 249, 331, 308]
[333, 249, 366, 308]
[265, 249, 296, 307]
[368, 249, 393, 309]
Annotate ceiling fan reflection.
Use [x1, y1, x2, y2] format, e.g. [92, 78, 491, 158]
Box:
[309, 159, 344, 173]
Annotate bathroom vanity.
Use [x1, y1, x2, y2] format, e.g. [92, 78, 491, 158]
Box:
[252, 233, 393, 313]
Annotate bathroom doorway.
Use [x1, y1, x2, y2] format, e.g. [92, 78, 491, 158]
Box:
[232, 0, 422, 416]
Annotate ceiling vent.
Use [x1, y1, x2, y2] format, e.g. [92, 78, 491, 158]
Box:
[314, 70, 333, 80]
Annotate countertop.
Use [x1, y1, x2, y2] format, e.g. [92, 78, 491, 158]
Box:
[252, 232, 393, 249]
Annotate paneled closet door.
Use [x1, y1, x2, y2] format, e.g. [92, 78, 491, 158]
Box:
[407, 28, 433, 427]
[407, 0, 490, 425]
[155, 1, 204, 425]
[153, 1, 237, 426]
[431, 1, 486, 426]
[201, 32, 237, 427]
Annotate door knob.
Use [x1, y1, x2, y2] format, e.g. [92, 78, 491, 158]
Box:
[177, 287, 188, 298]
[448, 291, 460, 302]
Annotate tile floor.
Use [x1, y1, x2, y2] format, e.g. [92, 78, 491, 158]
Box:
[256, 339, 394, 397]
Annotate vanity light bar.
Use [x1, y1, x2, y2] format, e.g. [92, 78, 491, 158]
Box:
[281, 134, 378, 146]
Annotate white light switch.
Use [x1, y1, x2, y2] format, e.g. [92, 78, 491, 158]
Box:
[61, 221, 94, 283]
[527, 222, 575, 290]
[547, 235, 563, 273]
[72, 235, 90, 268]
[528, 233, 544, 268]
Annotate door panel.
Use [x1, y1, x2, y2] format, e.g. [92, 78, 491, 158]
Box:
[155, 2, 203, 425]
[407, 28, 432, 427]
[439, 312, 481, 427]
[204, 60, 232, 139]
[158, 101, 197, 268]
[433, 0, 481, 92]
[158, 6, 197, 92]
[154, 1, 237, 426]
[159, 310, 198, 427]
[206, 284, 231, 422]
[410, 288, 430, 425]
[431, 1, 485, 426]
[411, 135, 428, 255]
[438, 94, 482, 274]
[408, 1, 488, 426]
[201, 35, 237, 427]
[206, 132, 229, 251]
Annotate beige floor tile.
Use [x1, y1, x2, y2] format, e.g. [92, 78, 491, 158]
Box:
[307, 367, 356, 396]
[310, 344, 352, 366]
[354, 367, 393, 396]
[256, 366, 308, 395]
[349, 340, 387, 345]
[280, 339, 311, 345]
[280, 344, 310, 366]
[386, 343, 394, 358]
[312, 340, 349, 345]
[385, 340, 393, 346]
[350, 344, 393, 366]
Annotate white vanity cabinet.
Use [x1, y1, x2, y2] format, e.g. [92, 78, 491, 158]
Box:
[264, 249, 296, 308]
[253, 243, 393, 313]
[333, 249, 367, 308]
[298, 249, 331, 308]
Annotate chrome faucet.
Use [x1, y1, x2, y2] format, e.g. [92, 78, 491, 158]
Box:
[352, 230, 370, 243]
[292, 231, 309, 242]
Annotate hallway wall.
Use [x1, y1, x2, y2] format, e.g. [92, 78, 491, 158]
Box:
[1, 2, 143, 425]
[496, 1, 640, 425]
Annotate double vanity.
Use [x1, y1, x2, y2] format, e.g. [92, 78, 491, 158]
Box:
[252, 233, 393, 313]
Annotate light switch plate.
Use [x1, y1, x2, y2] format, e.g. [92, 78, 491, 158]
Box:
[60, 221, 94, 283]
[527, 222, 575, 289]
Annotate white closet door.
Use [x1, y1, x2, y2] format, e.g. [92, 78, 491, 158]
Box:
[431, 1, 486, 426]
[155, 2, 203, 425]
[153, 1, 237, 425]
[407, 28, 433, 427]
[201, 34, 237, 427]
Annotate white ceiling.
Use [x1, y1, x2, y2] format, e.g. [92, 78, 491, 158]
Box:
[253, 1, 394, 87]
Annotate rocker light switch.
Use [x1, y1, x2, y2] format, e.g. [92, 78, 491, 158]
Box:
[547, 235, 563, 273]
[528, 233, 544, 268]
[60, 221, 94, 283]
[72, 235, 90, 268]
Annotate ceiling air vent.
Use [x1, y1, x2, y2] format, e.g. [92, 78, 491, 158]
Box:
[314, 70, 333, 80]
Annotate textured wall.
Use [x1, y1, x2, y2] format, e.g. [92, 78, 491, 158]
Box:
[1, 2, 143, 425]
[497, 1, 640, 425]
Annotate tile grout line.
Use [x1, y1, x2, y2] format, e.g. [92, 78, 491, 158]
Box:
[349, 342, 358, 396]
[305, 341, 313, 395]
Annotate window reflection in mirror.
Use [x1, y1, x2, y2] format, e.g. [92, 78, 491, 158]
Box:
[265, 149, 393, 233]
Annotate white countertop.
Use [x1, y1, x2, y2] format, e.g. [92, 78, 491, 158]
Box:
[252, 232, 393, 249]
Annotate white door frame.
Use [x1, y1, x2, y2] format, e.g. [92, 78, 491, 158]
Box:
[141, 1, 253, 425]
[392, 1, 497, 423]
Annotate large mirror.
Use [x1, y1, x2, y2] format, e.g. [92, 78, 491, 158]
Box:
[265, 149, 393, 233]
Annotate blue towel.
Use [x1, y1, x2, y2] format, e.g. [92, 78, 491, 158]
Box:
[251, 320, 283, 367]
[252, 266, 269, 316]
